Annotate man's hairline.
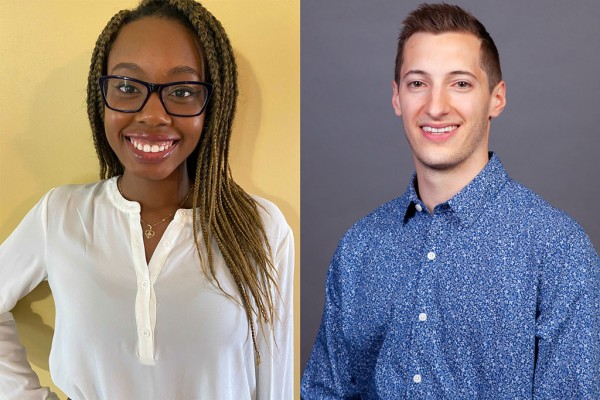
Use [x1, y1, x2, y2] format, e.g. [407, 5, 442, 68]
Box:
[395, 30, 498, 93]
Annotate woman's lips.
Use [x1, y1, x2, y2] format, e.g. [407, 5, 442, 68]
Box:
[125, 136, 179, 161]
[129, 137, 174, 153]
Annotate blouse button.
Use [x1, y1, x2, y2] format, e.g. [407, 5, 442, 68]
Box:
[427, 251, 436, 261]
[418, 313, 427, 322]
[413, 374, 422, 383]
[415, 204, 423, 212]
[142, 329, 151, 337]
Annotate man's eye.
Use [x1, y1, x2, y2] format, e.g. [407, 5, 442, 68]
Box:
[408, 81, 424, 88]
[455, 81, 471, 88]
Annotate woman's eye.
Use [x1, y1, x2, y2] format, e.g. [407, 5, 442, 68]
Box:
[116, 83, 140, 94]
[169, 87, 193, 98]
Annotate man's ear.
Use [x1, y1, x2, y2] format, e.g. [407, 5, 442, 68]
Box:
[489, 80, 506, 119]
[392, 80, 402, 117]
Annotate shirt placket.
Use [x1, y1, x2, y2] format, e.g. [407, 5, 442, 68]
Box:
[407, 206, 443, 397]
[128, 210, 184, 365]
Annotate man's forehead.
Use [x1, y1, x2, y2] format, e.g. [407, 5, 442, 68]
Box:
[400, 31, 484, 77]
[404, 30, 482, 48]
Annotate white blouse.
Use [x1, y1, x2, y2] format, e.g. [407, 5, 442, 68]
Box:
[0, 178, 294, 400]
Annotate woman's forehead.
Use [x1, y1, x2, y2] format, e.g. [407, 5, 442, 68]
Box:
[107, 16, 204, 80]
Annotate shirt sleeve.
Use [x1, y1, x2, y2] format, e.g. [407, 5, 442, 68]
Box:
[533, 224, 600, 399]
[0, 190, 60, 400]
[256, 225, 294, 400]
[301, 246, 359, 400]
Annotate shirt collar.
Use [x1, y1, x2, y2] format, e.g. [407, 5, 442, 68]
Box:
[403, 153, 510, 227]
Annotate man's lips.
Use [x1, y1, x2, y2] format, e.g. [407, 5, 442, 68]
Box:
[419, 124, 460, 141]
[421, 125, 459, 134]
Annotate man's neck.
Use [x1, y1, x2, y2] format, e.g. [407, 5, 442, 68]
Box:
[415, 153, 489, 214]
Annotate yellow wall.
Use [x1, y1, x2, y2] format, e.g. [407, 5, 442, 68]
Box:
[0, 1, 299, 398]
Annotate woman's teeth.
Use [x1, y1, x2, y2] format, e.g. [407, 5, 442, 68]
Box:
[129, 138, 174, 153]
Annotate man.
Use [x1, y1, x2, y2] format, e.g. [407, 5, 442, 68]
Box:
[301, 3, 600, 399]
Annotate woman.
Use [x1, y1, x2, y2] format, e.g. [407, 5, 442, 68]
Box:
[0, 0, 293, 398]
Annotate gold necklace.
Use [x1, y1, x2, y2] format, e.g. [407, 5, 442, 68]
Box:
[117, 178, 191, 239]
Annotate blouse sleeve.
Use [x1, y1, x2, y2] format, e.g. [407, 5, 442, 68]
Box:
[256, 224, 294, 400]
[0, 190, 60, 399]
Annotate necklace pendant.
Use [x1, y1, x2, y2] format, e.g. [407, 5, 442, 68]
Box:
[144, 227, 155, 239]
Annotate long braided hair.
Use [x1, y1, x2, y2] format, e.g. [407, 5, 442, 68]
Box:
[86, 0, 277, 363]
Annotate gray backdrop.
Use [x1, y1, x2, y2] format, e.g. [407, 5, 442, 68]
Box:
[301, 0, 600, 372]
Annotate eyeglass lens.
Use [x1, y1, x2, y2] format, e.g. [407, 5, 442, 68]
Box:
[102, 77, 209, 116]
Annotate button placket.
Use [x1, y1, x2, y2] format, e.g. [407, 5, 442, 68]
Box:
[135, 270, 155, 364]
[411, 212, 441, 392]
[135, 216, 185, 365]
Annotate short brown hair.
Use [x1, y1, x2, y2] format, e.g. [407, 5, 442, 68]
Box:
[394, 3, 502, 91]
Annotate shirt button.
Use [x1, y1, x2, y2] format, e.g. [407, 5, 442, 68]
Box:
[163, 240, 171, 248]
[415, 204, 422, 212]
[142, 280, 150, 289]
[427, 251, 436, 261]
[418, 313, 427, 322]
[413, 374, 422, 383]
[142, 329, 151, 337]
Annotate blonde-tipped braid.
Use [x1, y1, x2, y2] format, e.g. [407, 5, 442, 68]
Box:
[86, 0, 278, 363]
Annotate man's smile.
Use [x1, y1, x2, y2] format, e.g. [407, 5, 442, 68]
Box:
[421, 125, 459, 134]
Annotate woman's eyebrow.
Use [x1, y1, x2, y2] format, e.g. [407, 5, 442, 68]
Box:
[110, 62, 141, 74]
[108, 63, 202, 79]
[167, 65, 201, 77]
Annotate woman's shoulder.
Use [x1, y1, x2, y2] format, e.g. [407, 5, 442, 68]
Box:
[45, 179, 112, 206]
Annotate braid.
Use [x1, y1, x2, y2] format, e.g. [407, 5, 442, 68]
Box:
[87, 10, 131, 178]
[87, 0, 279, 363]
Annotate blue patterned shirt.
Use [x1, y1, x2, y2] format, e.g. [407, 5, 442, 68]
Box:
[302, 154, 600, 399]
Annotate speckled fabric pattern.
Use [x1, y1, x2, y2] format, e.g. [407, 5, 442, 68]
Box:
[302, 153, 600, 399]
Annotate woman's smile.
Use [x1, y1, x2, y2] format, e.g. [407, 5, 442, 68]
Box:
[103, 17, 206, 182]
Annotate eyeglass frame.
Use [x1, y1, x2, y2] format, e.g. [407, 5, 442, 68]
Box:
[98, 75, 214, 117]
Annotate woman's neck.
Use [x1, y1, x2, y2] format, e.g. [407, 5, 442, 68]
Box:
[118, 170, 193, 211]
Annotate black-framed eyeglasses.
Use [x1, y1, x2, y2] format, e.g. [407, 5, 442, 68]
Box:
[98, 75, 213, 117]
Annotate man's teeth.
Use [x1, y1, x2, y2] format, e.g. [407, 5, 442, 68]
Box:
[129, 138, 174, 153]
[422, 125, 458, 133]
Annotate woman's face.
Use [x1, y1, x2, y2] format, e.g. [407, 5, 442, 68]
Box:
[104, 16, 206, 182]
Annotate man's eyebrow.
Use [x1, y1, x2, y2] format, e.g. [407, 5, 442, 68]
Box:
[402, 69, 429, 80]
[448, 70, 478, 81]
[402, 69, 479, 81]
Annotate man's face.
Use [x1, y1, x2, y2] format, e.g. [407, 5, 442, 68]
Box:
[392, 32, 506, 176]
